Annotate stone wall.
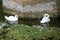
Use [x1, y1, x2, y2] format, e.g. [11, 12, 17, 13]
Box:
[3, 0, 57, 18]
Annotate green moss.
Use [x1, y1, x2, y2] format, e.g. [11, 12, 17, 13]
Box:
[8, 25, 60, 40]
[0, 22, 59, 40]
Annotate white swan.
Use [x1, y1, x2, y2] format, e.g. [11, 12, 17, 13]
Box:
[40, 14, 50, 27]
[40, 14, 50, 23]
[5, 15, 18, 24]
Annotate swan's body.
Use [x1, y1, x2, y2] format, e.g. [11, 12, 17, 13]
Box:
[40, 14, 50, 23]
[5, 15, 18, 24]
[40, 14, 50, 27]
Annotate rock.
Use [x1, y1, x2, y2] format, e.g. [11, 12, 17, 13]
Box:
[3, 0, 57, 18]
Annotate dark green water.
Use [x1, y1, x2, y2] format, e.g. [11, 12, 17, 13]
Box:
[0, 13, 59, 27]
[19, 17, 59, 27]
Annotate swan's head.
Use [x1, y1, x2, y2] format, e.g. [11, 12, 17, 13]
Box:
[15, 15, 18, 18]
[44, 14, 49, 17]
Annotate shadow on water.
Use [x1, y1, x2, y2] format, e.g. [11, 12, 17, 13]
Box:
[56, 0, 60, 27]
[18, 17, 58, 27]
[18, 17, 40, 26]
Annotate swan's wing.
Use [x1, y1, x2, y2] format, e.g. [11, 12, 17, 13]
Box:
[40, 17, 47, 23]
[47, 18, 50, 22]
[9, 16, 14, 18]
[41, 17, 47, 21]
[44, 18, 50, 23]
[40, 17, 50, 23]
[9, 16, 18, 21]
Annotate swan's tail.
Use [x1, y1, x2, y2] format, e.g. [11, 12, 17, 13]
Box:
[5, 16, 9, 20]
